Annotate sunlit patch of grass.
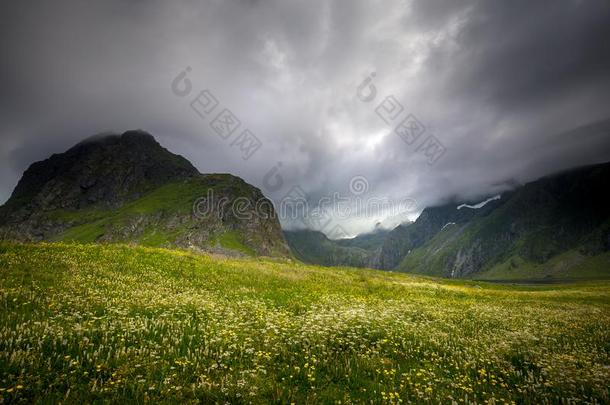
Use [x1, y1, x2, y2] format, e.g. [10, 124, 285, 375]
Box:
[212, 230, 255, 256]
[0, 242, 609, 403]
[480, 251, 610, 281]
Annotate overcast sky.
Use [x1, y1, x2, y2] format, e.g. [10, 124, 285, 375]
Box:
[2, 0, 610, 236]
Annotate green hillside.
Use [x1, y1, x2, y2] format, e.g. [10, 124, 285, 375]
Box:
[0, 131, 291, 258]
[284, 228, 390, 268]
[474, 250, 610, 281]
[393, 162, 610, 279]
[1, 242, 609, 403]
[284, 230, 371, 267]
[48, 175, 262, 255]
[335, 229, 390, 251]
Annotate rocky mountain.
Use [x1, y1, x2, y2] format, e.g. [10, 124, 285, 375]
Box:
[4, 130, 609, 279]
[373, 196, 505, 270]
[0, 130, 291, 257]
[394, 162, 610, 279]
[287, 161, 610, 280]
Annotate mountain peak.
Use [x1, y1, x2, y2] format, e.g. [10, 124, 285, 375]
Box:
[0, 130, 291, 258]
[72, 130, 161, 151]
[4, 130, 199, 213]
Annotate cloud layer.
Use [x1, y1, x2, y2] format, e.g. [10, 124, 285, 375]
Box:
[2, 0, 610, 236]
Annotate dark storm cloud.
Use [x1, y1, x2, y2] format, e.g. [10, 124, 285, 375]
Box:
[434, 0, 610, 111]
[1, 0, 609, 235]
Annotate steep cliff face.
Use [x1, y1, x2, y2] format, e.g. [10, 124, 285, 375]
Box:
[0, 130, 291, 258]
[279, 160, 610, 278]
[5, 131, 198, 214]
[395, 162, 610, 278]
[373, 198, 504, 270]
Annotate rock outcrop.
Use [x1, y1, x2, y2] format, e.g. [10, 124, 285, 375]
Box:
[0, 130, 291, 258]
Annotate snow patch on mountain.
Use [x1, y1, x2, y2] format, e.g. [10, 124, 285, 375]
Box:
[457, 195, 501, 210]
[441, 222, 456, 230]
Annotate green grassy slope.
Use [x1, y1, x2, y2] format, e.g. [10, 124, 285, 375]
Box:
[335, 229, 390, 251]
[48, 179, 206, 244]
[284, 230, 371, 267]
[398, 218, 610, 281]
[1, 242, 609, 403]
[284, 229, 391, 268]
[49, 175, 232, 242]
[473, 250, 610, 281]
[392, 162, 610, 278]
[0, 131, 291, 258]
[39, 174, 284, 257]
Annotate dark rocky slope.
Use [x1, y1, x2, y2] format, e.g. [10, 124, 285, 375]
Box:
[0, 130, 290, 257]
[286, 161, 610, 280]
[391, 162, 610, 278]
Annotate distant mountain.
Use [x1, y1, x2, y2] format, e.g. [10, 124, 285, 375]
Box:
[287, 161, 610, 280]
[335, 227, 390, 251]
[284, 228, 390, 267]
[394, 162, 610, 279]
[284, 230, 370, 267]
[373, 195, 505, 270]
[0, 130, 291, 257]
[6, 130, 609, 279]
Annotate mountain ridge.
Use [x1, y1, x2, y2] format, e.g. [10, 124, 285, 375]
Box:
[286, 161, 610, 280]
[405, 160, 610, 278]
[283, 228, 388, 267]
[0, 130, 291, 258]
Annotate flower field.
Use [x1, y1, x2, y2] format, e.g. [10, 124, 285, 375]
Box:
[0, 242, 609, 404]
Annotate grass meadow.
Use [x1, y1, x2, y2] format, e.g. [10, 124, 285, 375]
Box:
[1, 242, 609, 404]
